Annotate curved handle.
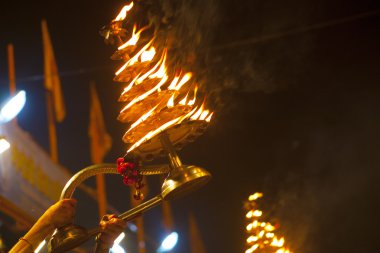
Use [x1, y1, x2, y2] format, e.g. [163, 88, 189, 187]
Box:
[61, 163, 117, 200]
[60, 163, 171, 200]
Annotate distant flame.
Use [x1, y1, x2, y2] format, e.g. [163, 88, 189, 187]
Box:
[245, 193, 293, 253]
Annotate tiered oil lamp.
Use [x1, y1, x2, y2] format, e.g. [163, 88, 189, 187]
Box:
[48, 2, 214, 252]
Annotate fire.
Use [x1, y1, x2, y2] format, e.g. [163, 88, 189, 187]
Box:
[114, 2, 134, 21]
[115, 40, 153, 76]
[141, 47, 156, 62]
[118, 24, 148, 50]
[244, 192, 294, 253]
[109, 2, 214, 153]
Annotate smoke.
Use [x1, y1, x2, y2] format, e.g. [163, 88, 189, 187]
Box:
[156, 0, 318, 113]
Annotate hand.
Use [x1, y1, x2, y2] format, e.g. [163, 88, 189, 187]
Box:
[97, 214, 126, 246]
[40, 198, 77, 229]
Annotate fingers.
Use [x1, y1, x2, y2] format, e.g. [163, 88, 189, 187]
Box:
[99, 215, 127, 244]
[60, 198, 77, 208]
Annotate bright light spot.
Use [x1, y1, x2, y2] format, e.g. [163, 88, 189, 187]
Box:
[114, 232, 125, 245]
[0, 90, 26, 123]
[128, 223, 138, 232]
[157, 232, 178, 252]
[0, 138, 10, 154]
[110, 244, 126, 253]
[34, 240, 46, 253]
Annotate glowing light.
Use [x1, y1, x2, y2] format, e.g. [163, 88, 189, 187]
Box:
[0, 90, 26, 123]
[0, 138, 10, 154]
[109, 1, 215, 153]
[247, 236, 258, 243]
[34, 240, 46, 253]
[248, 192, 263, 201]
[168, 73, 192, 90]
[118, 24, 148, 49]
[141, 47, 156, 62]
[157, 232, 178, 252]
[167, 95, 175, 108]
[114, 232, 126, 245]
[110, 244, 126, 253]
[114, 2, 134, 21]
[244, 193, 293, 253]
[127, 106, 159, 133]
[245, 244, 258, 253]
[115, 40, 153, 76]
[179, 94, 188, 105]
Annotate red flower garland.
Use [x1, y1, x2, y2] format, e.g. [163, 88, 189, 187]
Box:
[117, 157, 145, 200]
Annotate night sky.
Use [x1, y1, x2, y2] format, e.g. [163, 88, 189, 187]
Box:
[1, 0, 380, 252]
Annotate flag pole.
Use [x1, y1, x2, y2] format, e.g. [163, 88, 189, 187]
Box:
[42, 20, 60, 163]
[89, 82, 109, 218]
[7, 44, 17, 124]
[46, 91, 59, 162]
[7, 44, 16, 96]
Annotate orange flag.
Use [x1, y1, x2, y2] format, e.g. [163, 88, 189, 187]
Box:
[41, 19, 65, 122]
[88, 83, 112, 218]
[88, 83, 112, 163]
[189, 212, 207, 253]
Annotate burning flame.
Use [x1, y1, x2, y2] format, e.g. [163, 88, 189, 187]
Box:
[109, 2, 214, 153]
[244, 192, 294, 253]
[141, 47, 156, 62]
[114, 2, 134, 21]
[118, 24, 148, 50]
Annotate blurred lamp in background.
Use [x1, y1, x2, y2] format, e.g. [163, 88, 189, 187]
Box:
[0, 138, 10, 154]
[34, 240, 46, 253]
[157, 232, 179, 253]
[111, 232, 126, 253]
[0, 90, 26, 124]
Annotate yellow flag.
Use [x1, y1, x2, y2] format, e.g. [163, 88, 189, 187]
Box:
[189, 212, 207, 253]
[41, 19, 66, 122]
[88, 83, 112, 163]
[88, 83, 112, 218]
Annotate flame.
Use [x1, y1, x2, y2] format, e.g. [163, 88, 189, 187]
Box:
[168, 72, 192, 90]
[141, 47, 156, 62]
[127, 107, 198, 153]
[187, 86, 198, 106]
[114, 2, 134, 21]
[245, 193, 293, 253]
[118, 24, 148, 50]
[265, 224, 275, 232]
[247, 236, 258, 243]
[115, 40, 153, 76]
[121, 74, 141, 95]
[167, 94, 175, 108]
[121, 74, 168, 113]
[271, 237, 285, 247]
[199, 110, 210, 121]
[109, 2, 214, 153]
[136, 49, 167, 84]
[249, 192, 263, 201]
[245, 244, 259, 253]
[126, 105, 159, 133]
[179, 94, 188, 105]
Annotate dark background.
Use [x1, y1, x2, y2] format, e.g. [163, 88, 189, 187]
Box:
[1, 0, 380, 252]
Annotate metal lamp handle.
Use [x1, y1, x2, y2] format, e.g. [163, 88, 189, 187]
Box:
[60, 163, 170, 200]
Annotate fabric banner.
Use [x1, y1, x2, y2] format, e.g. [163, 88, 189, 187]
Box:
[0, 123, 70, 220]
